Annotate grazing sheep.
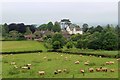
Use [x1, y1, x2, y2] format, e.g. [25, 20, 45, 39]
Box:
[54, 70, 58, 75]
[117, 58, 120, 61]
[80, 69, 85, 76]
[43, 57, 47, 59]
[10, 61, 16, 65]
[106, 62, 110, 65]
[89, 55, 92, 57]
[99, 56, 102, 58]
[84, 62, 89, 65]
[79, 54, 83, 57]
[96, 68, 102, 72]
[38, 71, 45, 75]
[110, 69, 115, 72]
[21, 66, 31, 70]
[57, 69, 62, 73]
[63, 69, 67, 72]
[88, 68, 94, 72]
[75, 61, 80, 64]
[109, 61, 114, 64]
[26, 64, 32, 67]
[102, 68, 107, 72]
[106, 61, 114, 65]
[14, 65, 18, 69]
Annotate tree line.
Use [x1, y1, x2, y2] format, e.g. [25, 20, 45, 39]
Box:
[44, 24, 120, 50]
[1, 22, 120, 50]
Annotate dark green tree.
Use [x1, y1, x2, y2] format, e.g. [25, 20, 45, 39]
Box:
[52, 22, 61, 32]
[25, 27, 32, 35]
[47, 22, 54, 31]
[82, 23, 89, 33]
[66, 41, 73, 49]
[52, 41, 61, 49]
[52, 32, 65, 48]
[102, 31, 118, 50]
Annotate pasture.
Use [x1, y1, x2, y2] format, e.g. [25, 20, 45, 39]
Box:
[2, 52, 118, 78]
[2, 41, 47, 52]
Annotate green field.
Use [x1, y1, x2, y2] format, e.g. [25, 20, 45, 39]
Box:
[2, 52, 118, 78]
[2, 41, 47, 52]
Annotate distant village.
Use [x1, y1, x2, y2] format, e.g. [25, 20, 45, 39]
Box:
[25, 19, 83, 41]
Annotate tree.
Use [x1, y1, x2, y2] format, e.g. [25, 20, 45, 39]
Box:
[70, 34, 82, 41]
[87, 32, 102, 50]
[25, 27, 32, 35]
[82, 23, 89, 33]
[52, 32, 65, 48]
[47, 22, 54, 31]
[38, 24, 48, 30]
[66, 41, 73, 49]
[87, 26, 95, 34]
[52, 22, 61, 32]
[9, 30, 19, 40]
[102, 31, 118, 50]
[2, 23, 9, 37]
[52, 41, 61, 49]
[94, 25, 103, 33]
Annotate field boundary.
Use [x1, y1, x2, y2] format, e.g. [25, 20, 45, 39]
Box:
[47, 49, 119, 58]
[1, 50, 42, 54]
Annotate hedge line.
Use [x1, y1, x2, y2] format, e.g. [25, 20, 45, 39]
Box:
[47, 49, 119, 58]
[1, 50, 43, 54]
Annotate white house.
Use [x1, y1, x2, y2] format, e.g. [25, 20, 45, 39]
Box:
[60, 19, 83, 35]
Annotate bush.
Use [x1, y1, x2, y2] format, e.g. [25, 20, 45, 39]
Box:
[66, 41, 73, 49]
[52, 41, 61, 49]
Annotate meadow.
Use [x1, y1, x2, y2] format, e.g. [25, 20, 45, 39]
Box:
[2, 52, 118, 78]
[1, 41, 119, 78]
[2, 41, 47, 52]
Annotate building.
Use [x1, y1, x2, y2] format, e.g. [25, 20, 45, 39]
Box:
[60, 19, 83, 35]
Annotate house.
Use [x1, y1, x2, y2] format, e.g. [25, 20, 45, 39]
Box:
[60, 19, 83, 35]
[24, 34, 35, 40]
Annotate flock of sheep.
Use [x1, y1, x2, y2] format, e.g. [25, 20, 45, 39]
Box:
[3, 53, 120, 77]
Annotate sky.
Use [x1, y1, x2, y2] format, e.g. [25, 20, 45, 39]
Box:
[0, 0, 119, 26]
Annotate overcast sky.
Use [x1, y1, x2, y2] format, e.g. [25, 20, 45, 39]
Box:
[1, 0, 118, 26]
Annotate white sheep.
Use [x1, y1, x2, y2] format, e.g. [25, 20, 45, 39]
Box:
[88, 68, 94, 72]
[102, 68, 107, 72]
[14, 65, 18, 69]
[43, 56, 47, 59]
[110, 69, 115, 72]
[84, 62, 89, 65]
[26, 64, 32, 67]
[99, 56, 102, 58]
[79, 54, 83, 57]
[38, 71, 45, 75]
[63, 69, 67, 72]
[80, 69, 85, 76]
[109, 61, 114, 64]
[10, 61, 16, 65]
[75, 61, 80, 64]
[57, 69, 62, 73]
[96, 68, 102, 72]
[61, 55, 63, 57]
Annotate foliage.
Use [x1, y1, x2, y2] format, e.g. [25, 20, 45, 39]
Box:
[82, 23, 89, 33]
[25, 27, 32, 35]
[66, 41, 73, 49]
[52, 21, 61, 32]
[52, 41, 61, 49]
[52, 32, 65, 48]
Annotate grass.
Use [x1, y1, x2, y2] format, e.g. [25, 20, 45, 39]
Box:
[2, 52, 118, 78]
[2, 41, 47, 52]
[62, 48, 118, 56]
